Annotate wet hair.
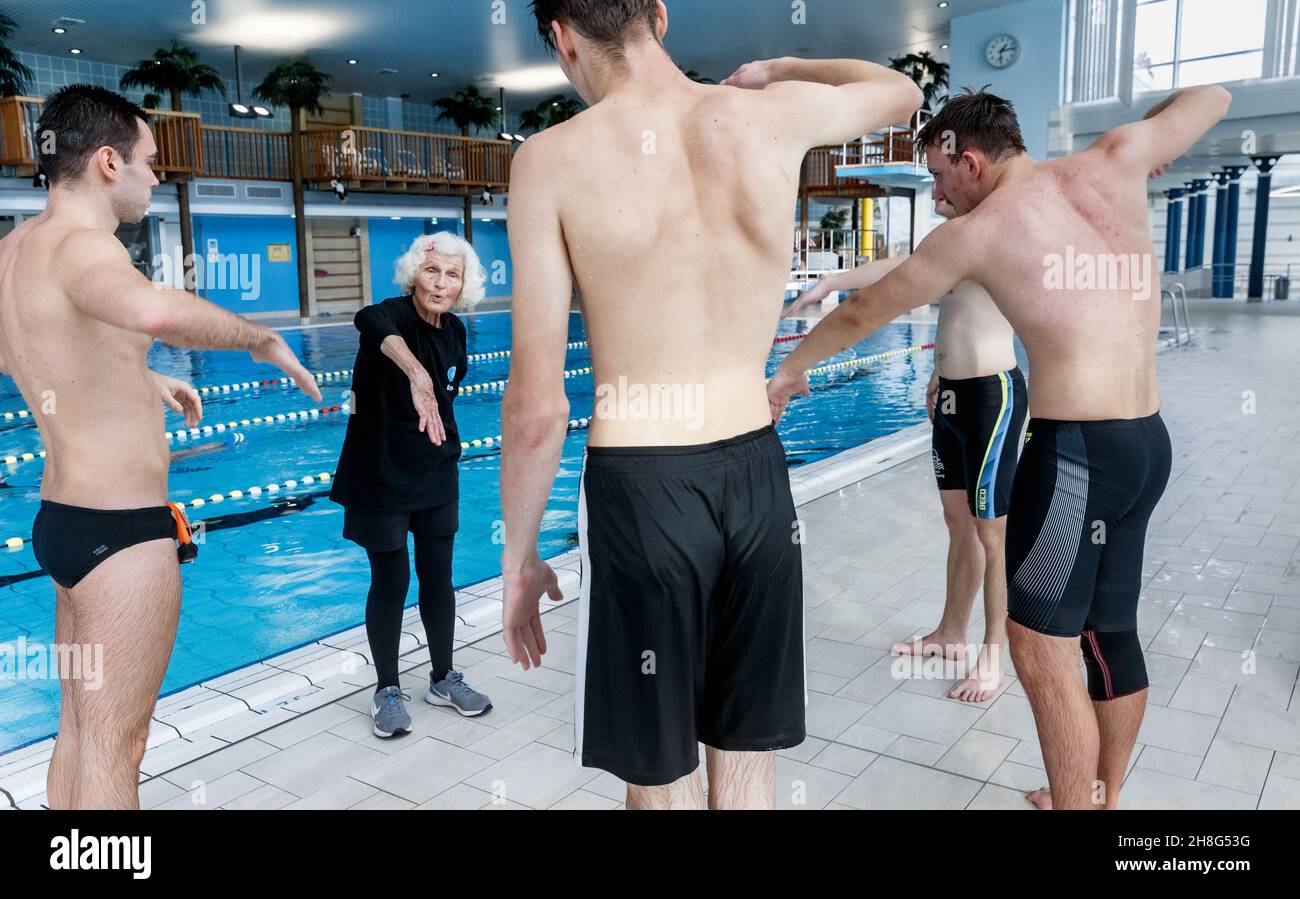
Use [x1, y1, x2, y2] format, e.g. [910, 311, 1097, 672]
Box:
[394, 232, 487, 310]
[530, 0, 661, 57]
[36, 84, 150, 186]
[917, 88, 1027, 163]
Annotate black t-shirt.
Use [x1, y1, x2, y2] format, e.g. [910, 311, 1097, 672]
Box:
[330, 296, 468, 512]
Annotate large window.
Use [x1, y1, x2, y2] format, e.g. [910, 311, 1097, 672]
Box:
[1134, 0, 1268, 91]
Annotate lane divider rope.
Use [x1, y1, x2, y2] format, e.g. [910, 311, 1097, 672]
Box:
[2, 344, 933, 547]
[0, 341, 594, 421]
[1, 365, 599, 464]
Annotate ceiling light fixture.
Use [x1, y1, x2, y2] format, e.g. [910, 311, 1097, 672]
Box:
[227, 46, 274, 119]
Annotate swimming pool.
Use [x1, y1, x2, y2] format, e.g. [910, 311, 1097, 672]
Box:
[0, 311, 942, 754]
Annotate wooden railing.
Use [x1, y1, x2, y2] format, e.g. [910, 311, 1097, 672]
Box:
[144, 109, 202, 175]
[0, 96, 512, 191]
[301, 126, 512, 189]
[0, 96, 202, 174]
[0, 96, 42, 167]
[201, 125, 291, 181]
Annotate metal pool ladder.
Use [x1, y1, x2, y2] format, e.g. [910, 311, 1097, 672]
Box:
[1162, 282, 1192, 346]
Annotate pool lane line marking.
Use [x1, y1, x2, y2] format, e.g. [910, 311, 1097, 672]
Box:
[804, 343, 934, 378]
[0, 366, 599, 465]
[2, 347, 935, 547]
[1, 332, 805, 422]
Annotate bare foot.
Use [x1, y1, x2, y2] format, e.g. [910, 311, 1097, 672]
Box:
[892, 629, 967, 661]
[948, 643, 1003, 703]
[1026, 787, 1052, 810]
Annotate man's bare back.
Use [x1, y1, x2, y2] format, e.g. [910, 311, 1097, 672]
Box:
[537, 81, 831, 446]
[0, 219, 170, 508]
[946, 151, 1160, 419]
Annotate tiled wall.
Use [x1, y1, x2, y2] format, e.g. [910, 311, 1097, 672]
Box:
[16, 50, 290, 131]
[362, 95, 387, 129]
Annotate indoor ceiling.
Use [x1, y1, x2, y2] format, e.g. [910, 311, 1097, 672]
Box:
[4, 0, 1023, 105]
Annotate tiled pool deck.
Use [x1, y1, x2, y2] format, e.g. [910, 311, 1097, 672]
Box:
[2, 298, 1298, 810]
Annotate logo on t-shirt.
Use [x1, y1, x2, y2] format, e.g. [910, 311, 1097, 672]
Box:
[446, 366, 457, 391]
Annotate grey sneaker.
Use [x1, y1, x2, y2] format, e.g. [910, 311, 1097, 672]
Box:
[426, 670, 492, 717]
[371, 686, 412, 738]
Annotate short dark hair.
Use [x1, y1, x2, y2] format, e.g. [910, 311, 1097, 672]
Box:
[530, 0, 660, 56]
[917, 88, 1026, 163]
[36, 84, 149, 186]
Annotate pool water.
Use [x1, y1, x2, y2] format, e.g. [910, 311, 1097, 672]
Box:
[0, 312, 943, 754]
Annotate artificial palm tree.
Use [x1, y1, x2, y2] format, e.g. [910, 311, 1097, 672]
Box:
[120, 41, 227, 291]
[433, 84, 500, 240]
[0, 14, 33, 97]
[517, 94, 583, 134]
[120, 41, 226, 112]
[254, 58, 333, 319]
[888, 51, 950, 113]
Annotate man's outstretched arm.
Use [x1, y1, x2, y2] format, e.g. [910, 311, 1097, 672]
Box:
[500, 138, 572, 670]
[1092, 85, 1231, 175]
[770, 223, 972, 420]
[723, 57, 923, 149]
[784, 257, 906, 318]
[62, 230, 322, 401]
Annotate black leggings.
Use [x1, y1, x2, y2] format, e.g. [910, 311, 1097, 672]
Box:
[365, 534, 456, 691]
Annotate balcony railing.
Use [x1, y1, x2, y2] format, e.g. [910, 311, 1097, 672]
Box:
[0, 96, 202, 174]
[201, 125, 291, 181]
[1, 96, 512, 191]
[302, 126, 512, 190]
[0, 96, 39, 167]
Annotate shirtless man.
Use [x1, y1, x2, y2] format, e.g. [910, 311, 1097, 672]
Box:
[769, 87, 1231, 809]
[500, 0, 920, 809]
[0, 85, 322, 809]
[785, 196, 1025, 704]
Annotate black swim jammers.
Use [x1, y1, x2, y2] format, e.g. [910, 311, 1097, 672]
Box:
[932, 367, 1027, 519]
[1006, 412, 1172, 700]
[574, 425, 807, 786]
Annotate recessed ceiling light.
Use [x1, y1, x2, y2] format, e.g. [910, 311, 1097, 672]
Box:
[941, 43, 950, 49]
[69, 48, 82, 55]
[52, 27, 67, 34]
[938, 2, 950, 7]
[347, 58, 358, 65]
[430, 72, 439, 78]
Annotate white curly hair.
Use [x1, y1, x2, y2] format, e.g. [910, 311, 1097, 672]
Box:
[393, 231, 487, 310]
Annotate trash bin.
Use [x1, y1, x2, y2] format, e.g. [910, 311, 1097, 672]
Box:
[1276, 276, 1291, 301]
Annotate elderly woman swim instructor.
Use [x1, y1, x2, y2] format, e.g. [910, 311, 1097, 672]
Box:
[331, 232, 491, 738]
